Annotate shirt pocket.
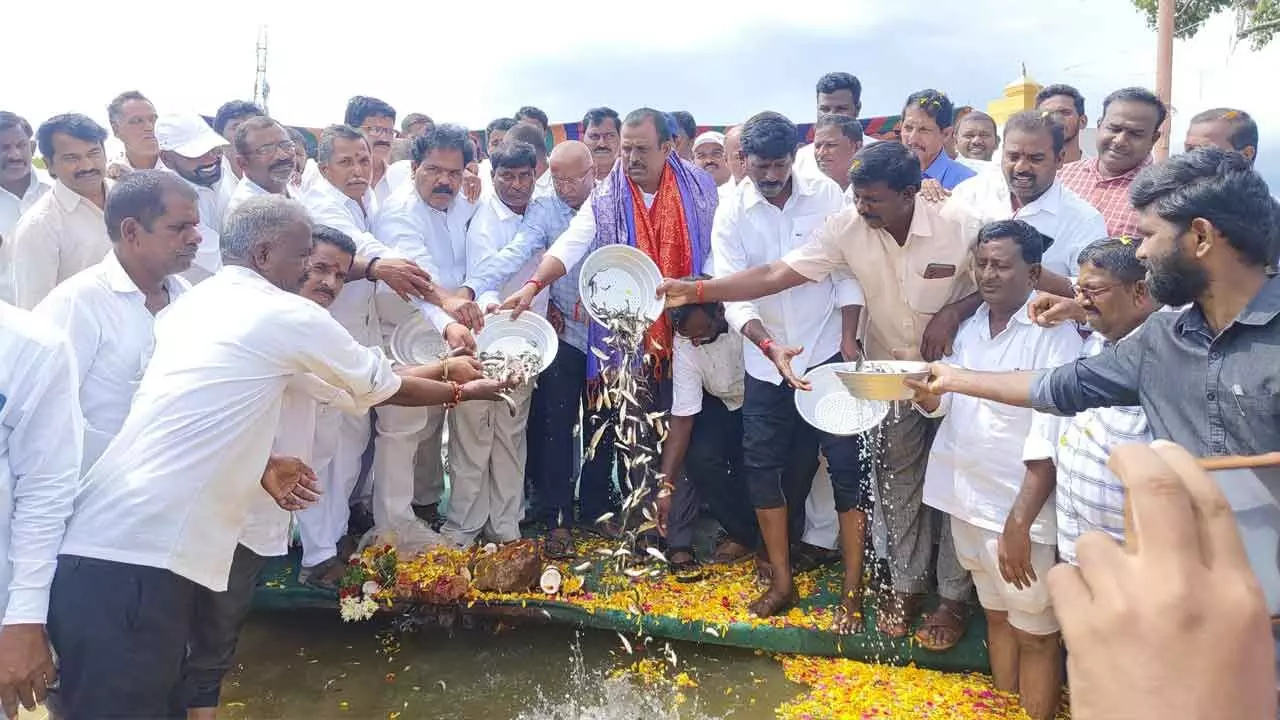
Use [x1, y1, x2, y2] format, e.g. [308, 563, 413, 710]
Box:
[788, 215, 826, 251]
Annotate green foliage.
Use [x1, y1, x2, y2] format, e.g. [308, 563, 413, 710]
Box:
[1132, 0, 1278, 49]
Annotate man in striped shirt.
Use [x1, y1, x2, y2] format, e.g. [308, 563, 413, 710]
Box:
[1033, 236, 1158, 562]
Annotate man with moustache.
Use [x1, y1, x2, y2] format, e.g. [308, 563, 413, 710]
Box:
[947, 110, 1107, 277]
[811, 113, 863, 199]
[1058, 87, 1165, 238]
[1184, 108, 1259, 164]
[212, 101, 265, 181]
[33, 171, 200, 468]
[954, 110, 999, 165]
[912, 149, 1280, 608]
[477, 117, 517, 194]
[0, 112, 52, 305]
[105, 91, 161, 176]
[901, 89, 976, 190]
[156, 111, 237, 284]
[463, 141, 598, 555]
[12, 114, 113, 309]
[692, 131, 731, 187]
[225, 116, 300, 219]
[346, 96, 398, 204]
[794, 72, 863, 180]
[1035, 85, 1088, 164]
[504, 123, 555, 201]
[672, 111, 698, 162]
[582, 107, 621, 180]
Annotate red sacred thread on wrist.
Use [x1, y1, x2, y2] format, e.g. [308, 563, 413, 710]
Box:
[759, 338, 775, 354]
[695, 280, 705, 304]
[525, 279, 545, 292]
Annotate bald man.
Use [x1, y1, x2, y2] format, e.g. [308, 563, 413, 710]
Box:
[724, 125, 745, 185]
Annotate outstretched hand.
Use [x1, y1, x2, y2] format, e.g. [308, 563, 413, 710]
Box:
[655, 279, 697, 309]
[261, 455, 321, 511]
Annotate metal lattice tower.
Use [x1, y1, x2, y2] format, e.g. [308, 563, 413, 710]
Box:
[253, 25, 270, 115]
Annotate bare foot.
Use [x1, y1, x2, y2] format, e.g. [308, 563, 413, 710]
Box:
[748, 584, 798, 618]
[833, 581, 865, 635]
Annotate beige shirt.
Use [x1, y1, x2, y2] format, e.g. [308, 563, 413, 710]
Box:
[783, 199, 979, 361]
[11, 180, 114, 309]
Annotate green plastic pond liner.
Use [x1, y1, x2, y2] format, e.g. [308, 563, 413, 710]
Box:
[252, 552, 990, 673]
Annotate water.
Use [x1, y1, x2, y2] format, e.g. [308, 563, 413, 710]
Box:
[221, 611, 795, 720]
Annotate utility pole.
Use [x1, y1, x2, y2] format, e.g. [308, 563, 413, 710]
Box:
[253, 26, 270, 116]
[1155, 0, 1174, 160]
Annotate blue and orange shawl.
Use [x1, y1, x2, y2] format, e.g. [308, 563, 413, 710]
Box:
[585, 154, 718, 383]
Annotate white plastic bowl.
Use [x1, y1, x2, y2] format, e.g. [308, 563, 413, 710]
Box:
[476, 311, 559, 375]
[833, 360, 930, 401]
[578, 245, 665, 327]
[794, 363, 891, 436]
[388, 312, 447, 366]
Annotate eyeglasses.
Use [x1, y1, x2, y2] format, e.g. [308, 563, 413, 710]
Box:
[1073, 283, 1116, 301]
[551, 168, 594, 188]
[361, 125, 394, 137]
[250, 140, 297, 157]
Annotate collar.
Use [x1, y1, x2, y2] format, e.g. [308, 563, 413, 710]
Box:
[0, 169, 46, 201]
[315, 174, 369, 214]
[742, 171, 819, 210]
[239, 176, 278, 198]
[976, 293, 1037, 330]
[1012, 179, 1063, 216]
[1084, 155, 1153, 183]
[220, 263, 278, 289]
[103, 250, 186, 297]
[924, 151, 957, 179]
[52, 178, 107, 213]
[484, 189, 523, 221]
[1174, 276, 1280, 335]
[903, 200, 935, 240]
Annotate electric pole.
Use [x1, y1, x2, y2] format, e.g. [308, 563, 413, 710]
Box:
[1155, 0, 1174, 160]
[253, 26, 270, 115]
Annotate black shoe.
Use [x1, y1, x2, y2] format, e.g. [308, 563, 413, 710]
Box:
[412, 502, 440, 524]
[348, 505, 374, 537]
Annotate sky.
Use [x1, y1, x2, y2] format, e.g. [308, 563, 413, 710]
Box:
[4, 0, 1277, 186]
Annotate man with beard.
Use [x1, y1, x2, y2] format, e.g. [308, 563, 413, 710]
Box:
[811, 113, 863, 200]
[499, 108, 719, 539]
[948, 110, 1107, 277]
[105, 91, 161, 176]
[0, 112, 52, 305]
[346, 96, 398, 204]
[692, 112, 865, 622]
[33, 172, 200, 468]
[1058, 87, 1164, 239]
[658, 141, 980, 650]
[955, 110, 999, 165]
[12, 114, 113, 309]
[225, 116, 299, 219]
[371, 125, 483, 558]
[901, 89, 976, 190]
[156, 111, 237, 283]
[692, 131, 731, 188]
[913, 147, 1280, 472]
[672, 111, 698, 162]
[582, 107, 621, 180]
[795, 72, 862, 180]
[461, 141, 598, 556]
[1035, 85, 1088, 165]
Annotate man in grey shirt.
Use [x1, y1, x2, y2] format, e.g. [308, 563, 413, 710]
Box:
[912, 147, 1280, 459]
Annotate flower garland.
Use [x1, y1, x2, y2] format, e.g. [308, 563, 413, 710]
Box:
[337, 544, 398, 622]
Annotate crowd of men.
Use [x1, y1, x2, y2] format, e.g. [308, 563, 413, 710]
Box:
[0, 69, 1277, 719]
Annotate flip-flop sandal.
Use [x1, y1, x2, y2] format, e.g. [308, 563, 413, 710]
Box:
[876, 591, 925, 639]
[914, 599, 969, 652]
[299, 557, 345, 593]
[667, 548, 704, 583]
[710, 539, 754, 565]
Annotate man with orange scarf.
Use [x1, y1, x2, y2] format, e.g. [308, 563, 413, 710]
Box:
[500, 107, 717, 536]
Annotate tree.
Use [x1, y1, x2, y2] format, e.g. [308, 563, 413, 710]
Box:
[1132, 0, 1279, 49]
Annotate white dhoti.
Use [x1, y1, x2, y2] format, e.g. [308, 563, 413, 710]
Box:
[441, 382, 534, 546]
[802, 460, 839, 550]
[372, 404, 446, 529]
[296, 407, 367, 568]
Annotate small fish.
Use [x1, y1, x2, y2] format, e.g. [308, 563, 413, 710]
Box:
[573, 561, 592, 573]
[617, 633, 633, 655]
[705, 627, 720, 638]
[624, 568, 647, 577]
[645, 547, 668, 563]
[591, 346, 610, 362]
[595, 511, 615, 524]
[587, 425, 608, 459]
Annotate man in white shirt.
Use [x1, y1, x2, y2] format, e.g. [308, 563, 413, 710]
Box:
[710, 112, 869, 631]
[947, 110, 1108, 277]
[46, 195, 506, 719]
[724, 125, 745, 186]
[105, 91, 161, 176]
[477, 117, 517, 194]
[33, 171, 199, 469]
[504, 123, 555, 202]
[443, 139, 541, 547]
[0, 303, 81, 720]
[156, 111, 237, 284]
[954, 110, 999, 165]
[0, 113, 52, 305]
[11, 114, 113, 309]
[654, 291, 758, 567]
[794, 72, 863, 180]
[212, 100, 265, 182]
[370, 125, 482, 558]
[346, 96, 399, 205]
[225, 116, 299, 220]
[582, 108, 620, 181]
[913, 220, 1082, 720]
[692, 131, 731, 188]
[811, 114, 863, 201]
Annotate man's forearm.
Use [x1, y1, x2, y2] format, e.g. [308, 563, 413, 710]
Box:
[1009, 458, 1056, 528]
[379, 376, 457, 407]
[394, 362, 447, 382]
[658, 416, 695, 486]
[740, 319, 774, 349]
[948, 368, 1038, 407]
[530, 255, 569, 287]
[702, 261, 809, 304]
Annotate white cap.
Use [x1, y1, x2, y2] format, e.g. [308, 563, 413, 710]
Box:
[692, 131, 725, 150]
[156, 112, 227, 158]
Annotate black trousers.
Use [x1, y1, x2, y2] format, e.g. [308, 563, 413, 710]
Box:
[48, 555, 198, 719]
[664, 395, 760, 549]
[527, 344, 609, 528]
[185, 544, 270, 708]
[741, 354, 872, 522]
[579, 368, 672, 522]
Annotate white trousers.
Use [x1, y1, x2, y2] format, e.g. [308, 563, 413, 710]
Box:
[372, 404, 447, 530]
[441, 383, 534, 546]
[295, 408, 368, 568]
